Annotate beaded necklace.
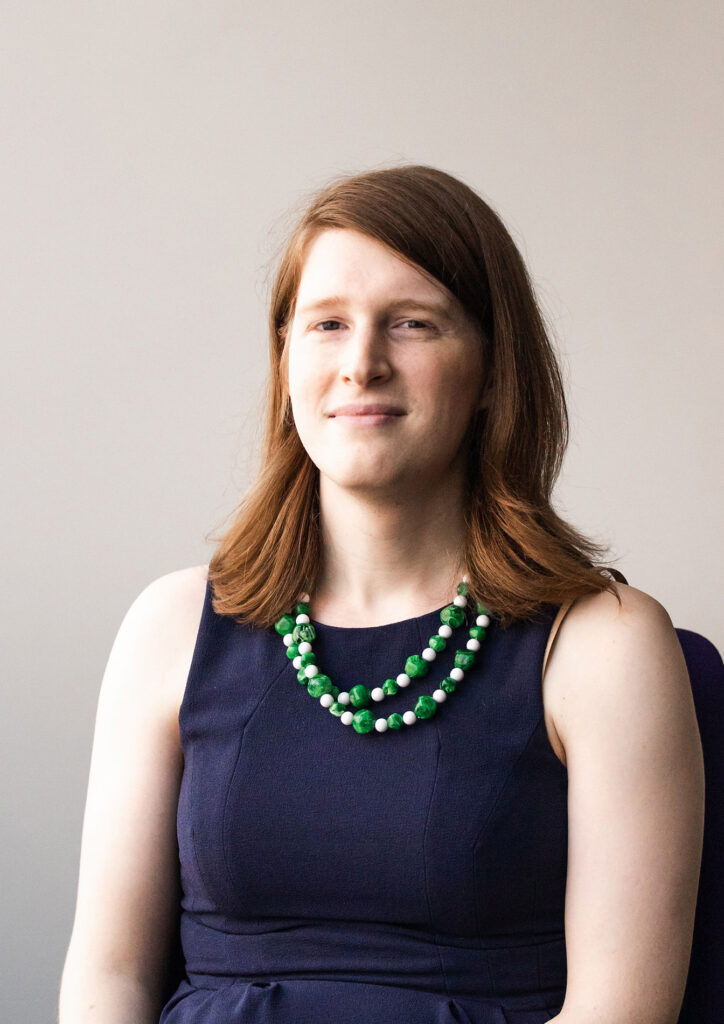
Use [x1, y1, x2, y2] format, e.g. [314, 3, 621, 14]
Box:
[274, 574, 491, 735]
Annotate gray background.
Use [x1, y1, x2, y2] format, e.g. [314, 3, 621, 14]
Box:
[2, 2, 721, 1020]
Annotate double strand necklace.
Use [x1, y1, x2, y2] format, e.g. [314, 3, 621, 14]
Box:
[274, 574, 492, 735]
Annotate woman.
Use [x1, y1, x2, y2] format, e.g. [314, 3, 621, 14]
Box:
[59, 165, 705, 1024]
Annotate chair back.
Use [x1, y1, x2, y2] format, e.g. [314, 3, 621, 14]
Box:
[676, 628, 724, 1023]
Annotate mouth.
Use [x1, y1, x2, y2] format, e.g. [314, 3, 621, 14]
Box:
[330, 412, 404, 425]
[328, 402, 406, 418]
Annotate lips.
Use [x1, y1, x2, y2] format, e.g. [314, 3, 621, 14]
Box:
[328, 404, 405, 417]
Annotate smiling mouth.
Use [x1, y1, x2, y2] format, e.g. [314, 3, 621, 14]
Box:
[330, 412, 403, 424]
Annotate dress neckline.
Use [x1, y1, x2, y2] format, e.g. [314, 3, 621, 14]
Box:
[308, 603, 450, 634]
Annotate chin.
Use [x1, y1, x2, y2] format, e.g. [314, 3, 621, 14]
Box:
[323, 460, 411, 490]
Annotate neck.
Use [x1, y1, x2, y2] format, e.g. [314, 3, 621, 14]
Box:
[309, 475, 467, 628]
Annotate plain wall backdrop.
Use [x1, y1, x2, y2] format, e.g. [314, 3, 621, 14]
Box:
[1, 2, 721, 1020]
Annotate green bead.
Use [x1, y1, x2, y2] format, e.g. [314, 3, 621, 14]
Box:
[349, 684, 371, 708]
[387, 713, 404, 729]
[307, 673, 332, 698]
[405, 654, 429, 678]
[429, 634, 447, 652]
[454, 649, 476, 670]
[441, 676, 457, 693]
[275, 614, 296, 636]
[476, 601, 490, 615]
[292, 622, 316, 644]
[456, 581, 469, 595]
[440, 604, 465, 628]
[295, 602, 310, 615]
[382, 678, 399, 696]
[329, 701, 346, 717]
[297, 667, 308, 684]
[299, 650, 316, 667]
[469, 625, 487, 640]
[331, 685, 340, 698]
[414, 694, 438, 719]
[286, 643, 299, 660]
[352, 708, 376, 734]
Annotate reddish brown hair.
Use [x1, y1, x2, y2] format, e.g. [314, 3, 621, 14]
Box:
[207, 164, 623, 628]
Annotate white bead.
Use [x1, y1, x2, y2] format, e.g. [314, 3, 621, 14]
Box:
[319, 693, 334, 707]
[396, 673, 411, 688]
[304, 664, 319, 678]
[402, 710, 417, 725]
[450, 667, 464, 681]
[299, 592, 310, 603]
[295, 613, 310, 624]
[462, 573, 469, 583]
[422, 647, 436, 661]
[466, 638, 480, 651]
[432, 689, 447, 702]
[374, 718, 388, 732]
[283, 634, 294, 647]
[476, 614, 490, 627]
[438, 624, 452, 638]
[371, 687, 385, 701]
[337, 692, 350, 705]
[341, 711, 353, 725]
[297, 641, 312, 654]
[293, 656, 302, 669]
[453, 595, 467, 607]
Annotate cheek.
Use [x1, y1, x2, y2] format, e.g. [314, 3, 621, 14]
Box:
[287, 359, 323, 433]
[428, 361, 471, 402]
[430, 370, 481, 432]
[286, 345, 310, 402]
[289, 371, 319, 419]
[289, 345, 334, 406]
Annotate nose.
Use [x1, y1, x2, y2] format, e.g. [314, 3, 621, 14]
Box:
[339, 321, 393, 388]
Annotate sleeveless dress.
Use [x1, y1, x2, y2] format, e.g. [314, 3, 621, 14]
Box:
[159, 579, 569, 1024]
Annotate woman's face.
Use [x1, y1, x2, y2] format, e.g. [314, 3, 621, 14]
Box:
[286, 227, 486, 496]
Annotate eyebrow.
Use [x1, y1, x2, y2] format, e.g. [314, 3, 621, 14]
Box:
[296, 295, 455, 319]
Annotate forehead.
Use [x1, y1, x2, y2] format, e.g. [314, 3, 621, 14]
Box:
[294, 228, 453, 307]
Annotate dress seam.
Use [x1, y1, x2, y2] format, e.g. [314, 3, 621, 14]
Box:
[416, 614, 454, 999]
[221, 660, 291, 895]
[469, 713, 549, 854]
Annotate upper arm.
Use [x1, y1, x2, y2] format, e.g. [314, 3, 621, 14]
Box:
[547, 583, 705, 1024]
[63, 565, 208, 996]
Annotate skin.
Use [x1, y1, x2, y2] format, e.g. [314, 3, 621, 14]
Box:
[542, 586, 704, 1023]
[59, 228, 705, 1024]
[285, 227, 490, 623]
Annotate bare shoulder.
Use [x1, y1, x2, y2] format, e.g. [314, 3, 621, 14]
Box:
[138, 562, 209, 713]
[129, 562, 209, 620]
[64, 563, 210, 987]
[124, 563, 209, 643]
[544, 583, 705, 1020]
[104, 563, 209, 731]
[543, 582, 692, 763]
[552, 581, 680, 668]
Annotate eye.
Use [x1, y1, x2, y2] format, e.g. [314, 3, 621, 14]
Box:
[314, 320, 343, 331]
[311, 318, 430, 333]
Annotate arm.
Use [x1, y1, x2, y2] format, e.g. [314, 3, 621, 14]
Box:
[545, 583, 705, 1024]
[58, 565, 208, 1023]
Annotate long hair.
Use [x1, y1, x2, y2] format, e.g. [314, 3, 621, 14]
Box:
[207, 164, 623, 628]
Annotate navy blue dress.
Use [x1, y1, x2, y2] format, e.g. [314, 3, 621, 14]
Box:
[159, 579, 569, 1024]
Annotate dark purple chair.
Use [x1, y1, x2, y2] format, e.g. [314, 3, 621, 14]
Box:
[158, 629, 724, 1021]
[676, 628, 724, 1023]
